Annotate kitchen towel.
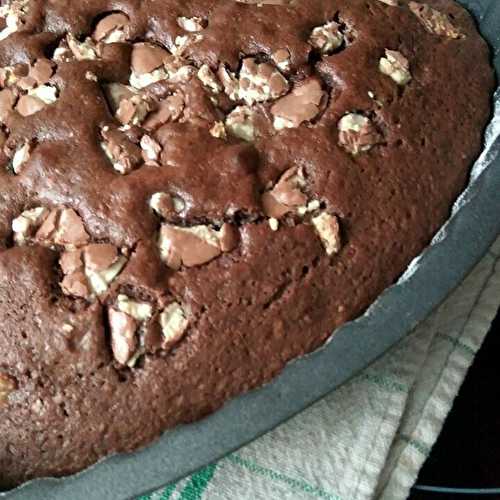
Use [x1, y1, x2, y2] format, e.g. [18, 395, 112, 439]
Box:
[139, 235, 500, 500]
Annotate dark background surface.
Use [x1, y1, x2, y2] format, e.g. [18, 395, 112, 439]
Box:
[409, 308, 500, 498]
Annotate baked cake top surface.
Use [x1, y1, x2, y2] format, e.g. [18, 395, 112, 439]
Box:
[0, 0, 494, 487]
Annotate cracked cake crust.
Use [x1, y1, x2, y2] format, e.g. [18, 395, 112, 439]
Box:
[0, 0, 494, 487]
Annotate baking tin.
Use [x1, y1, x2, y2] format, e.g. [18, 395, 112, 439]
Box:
[3, 1, 500, 498]
[413, 485, 500, 494]
[413, 486, 500, 495]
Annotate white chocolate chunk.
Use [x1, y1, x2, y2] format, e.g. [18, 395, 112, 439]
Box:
[67, 34, 99, 60]
[312, 212, 341, 255]
[12, 207, 47, 243]
[268, 218, 279, 231]
[379, 49, 411, 85]
[219, 58, 288, 105]
[140, 135, 162, 162]
[85, 256, 127, 295]
[197, 64, 222, 93]
[159, 302, 189, 344]
[225, 106, 256, 141]
[28, 84, 58, 104]
[116, 294, 153, 321]
[11, 141, 32, 174]
[177, 16, 205, 32]
[130, 67, 170, 90]
[308, 21, 343, 54]
[0, 0, 29, 41]
[209, 121, 227, 139]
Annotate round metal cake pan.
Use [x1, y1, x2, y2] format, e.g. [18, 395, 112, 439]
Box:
[2, 1, 500, 498]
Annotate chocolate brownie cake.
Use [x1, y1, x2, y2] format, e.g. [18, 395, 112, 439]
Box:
[0, 0, 494, 488]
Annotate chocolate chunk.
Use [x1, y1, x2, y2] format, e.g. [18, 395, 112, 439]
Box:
[337, 113, 383, 155]
[17, 76, 37, 91]
[177, 16, 206, 33]
[131, 43, 169, 75]
[271, 48, 291, 71]
[197, 64, 222, 93]
[101, 126, 143, 174]
[0, 0, 29, 41]
[34, 209, 58, 241]
[66, 34, 99, 60]
[15, 82, 58, 116]
[271, 78, 325, 129]
[409, 2, 464, 38]
[110, 295, 153, 366]
[83, 244, 118, 271]
[159, 302, 188, 347]
[60, 244, 126, 298]
[272, 168, 308, 206]
[116, 294, 153, 321]
[16, 95, 45, 116]
[29, 58, 54, 86]
[85, 246, 126, 295]
[217, 65, 239, 100]
[379, 49, 411, 85]
[0, 64, 26, 87]
[209, 121, 227, 139]
[59, 249, 83, 274]
[312, 212, 342, 255]
[103, 83, 136, 114]
[309, 21, 344, 54]
[143, 92, 184, 130]
[238, 58, 289, 104]
[10, 141, 32, 174]
[219, 58, 289, 105]
[159, 225, 222, 269]
[116, 94, 153, 126]
[93, 13, 131, 43]
[150, 192, 175, 216]
[61, 270, 91, 298]
[36, 208, 90, 247]
[225, 105, 257, 141]
[262, 192, 293, 219]
[158, 223, 238, 269]
[108, 308, 138, 365]
[262, 167, 308, 218]
[150, 192, 186, 217]
[11, 207, 49, 244]
[140, 135, 162, 164]
[55, 209, 90, 247]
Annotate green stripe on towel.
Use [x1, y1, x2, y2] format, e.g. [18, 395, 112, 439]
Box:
[400, 434, 431, 457]
[361, 373, 409, 393]
[159, 483, 177, 499]
[226, 454, 342, 500]
[438, 333, 476, 358]
[179, 464, 217, 500]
